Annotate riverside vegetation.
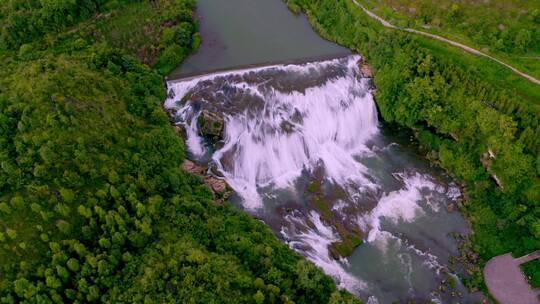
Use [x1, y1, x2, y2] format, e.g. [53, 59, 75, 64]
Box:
[356, 0, 540, 80]
[0, 0, 358, 302]
[286, 0, 540, 291]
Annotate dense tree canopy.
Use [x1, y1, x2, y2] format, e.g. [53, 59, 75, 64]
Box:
[0, 0, 358, 303]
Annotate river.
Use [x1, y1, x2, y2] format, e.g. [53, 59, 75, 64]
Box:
[169, 0, 348, 77]
[165, 0, 481, 303]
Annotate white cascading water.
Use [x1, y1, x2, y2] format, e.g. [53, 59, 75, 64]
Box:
[165, 55, 474, 302]
[166, 55, 378, 209]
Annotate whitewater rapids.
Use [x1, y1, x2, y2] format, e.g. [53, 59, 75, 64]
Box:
[165, 55, 476, 303]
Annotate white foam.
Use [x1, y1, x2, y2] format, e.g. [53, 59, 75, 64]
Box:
[358, 173, 443, 244]
[167, 55, 379, 209]
[332, 200, 348, 212]
[397, 252, 414, 294]
[281, 211, 367, 292]
[165, 55, 363, 109]
[446, 183, 462, 201]
[184, 110, 205, 156]
[356, 173, 447, 283]
[366, 296, 380, 304]
[407, 243, 443, 274]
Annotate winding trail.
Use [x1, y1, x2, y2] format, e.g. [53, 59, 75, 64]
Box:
[351, 0, 540, 86]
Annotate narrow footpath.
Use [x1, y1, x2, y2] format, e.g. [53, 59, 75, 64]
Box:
[351, 0, 540, 86]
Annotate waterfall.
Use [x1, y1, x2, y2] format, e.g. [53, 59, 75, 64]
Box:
[165, 55, 474, 302]
[166, 55, 378, 209]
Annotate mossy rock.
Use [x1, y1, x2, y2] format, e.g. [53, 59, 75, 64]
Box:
[197, 109, 224, 140]
[306, 180, 321, 193]
[329, 234, 363, 258]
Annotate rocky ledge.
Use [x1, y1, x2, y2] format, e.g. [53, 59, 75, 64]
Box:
[359, 58, 373, 78]
[304, 176, 366, 259]
[181, 159, 232, 203]
[197, 109, 224, 142]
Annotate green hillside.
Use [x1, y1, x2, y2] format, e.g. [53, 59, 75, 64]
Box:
[360, 0, 540, 79]
[0, 1, 357, 303]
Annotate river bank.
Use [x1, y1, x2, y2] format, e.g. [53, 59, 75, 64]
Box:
[285, 0, 540, 296]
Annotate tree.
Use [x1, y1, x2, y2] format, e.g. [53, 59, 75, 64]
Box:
[532, 9, 540, 24]
[0, 202, 12, 214]
[253, 290, 265, 304]
[515, 29, 532, 52]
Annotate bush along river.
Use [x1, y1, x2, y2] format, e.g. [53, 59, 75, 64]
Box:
[165, 0, 484, 303]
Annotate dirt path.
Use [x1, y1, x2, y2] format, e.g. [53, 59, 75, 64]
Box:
[515, 250, 540, 264]
[351, 0, 540, 86]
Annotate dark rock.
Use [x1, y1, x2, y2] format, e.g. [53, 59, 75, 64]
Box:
[198, 109, 224, 141]
[179, 92, 192, 106]
[167, 88, 175, 99]
[208, 163, 224, 178]
[181, 159, 232, 203]
[329, 234, 363, 259]
[174, 125, 184, 135]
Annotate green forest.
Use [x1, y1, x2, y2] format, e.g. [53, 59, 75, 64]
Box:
[0, 0, 358, 303]
[287, 0, 540, 290]
[360, 0, 540, 79]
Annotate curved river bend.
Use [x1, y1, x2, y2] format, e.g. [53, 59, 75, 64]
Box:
[165, 55, 480, 303]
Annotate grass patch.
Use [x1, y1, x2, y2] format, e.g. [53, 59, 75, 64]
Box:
[522, 259, 540, 288]
[413, 34, 540, 107]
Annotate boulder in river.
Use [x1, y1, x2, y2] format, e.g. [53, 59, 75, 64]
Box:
[305, 177, 364, 259]
[198, 109, 224, 141]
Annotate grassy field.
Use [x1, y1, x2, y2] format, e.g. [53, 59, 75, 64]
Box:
[306, 0, 540, 107]
[360, 0, 540, 79]
[522, 259, 540, 288]
[414, 34, 540, 107]
[347, 0, 540, 107]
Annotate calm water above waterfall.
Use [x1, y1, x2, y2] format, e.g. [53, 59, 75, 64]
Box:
[169, 0, 348, 77]
[165, 55, 481, 303]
